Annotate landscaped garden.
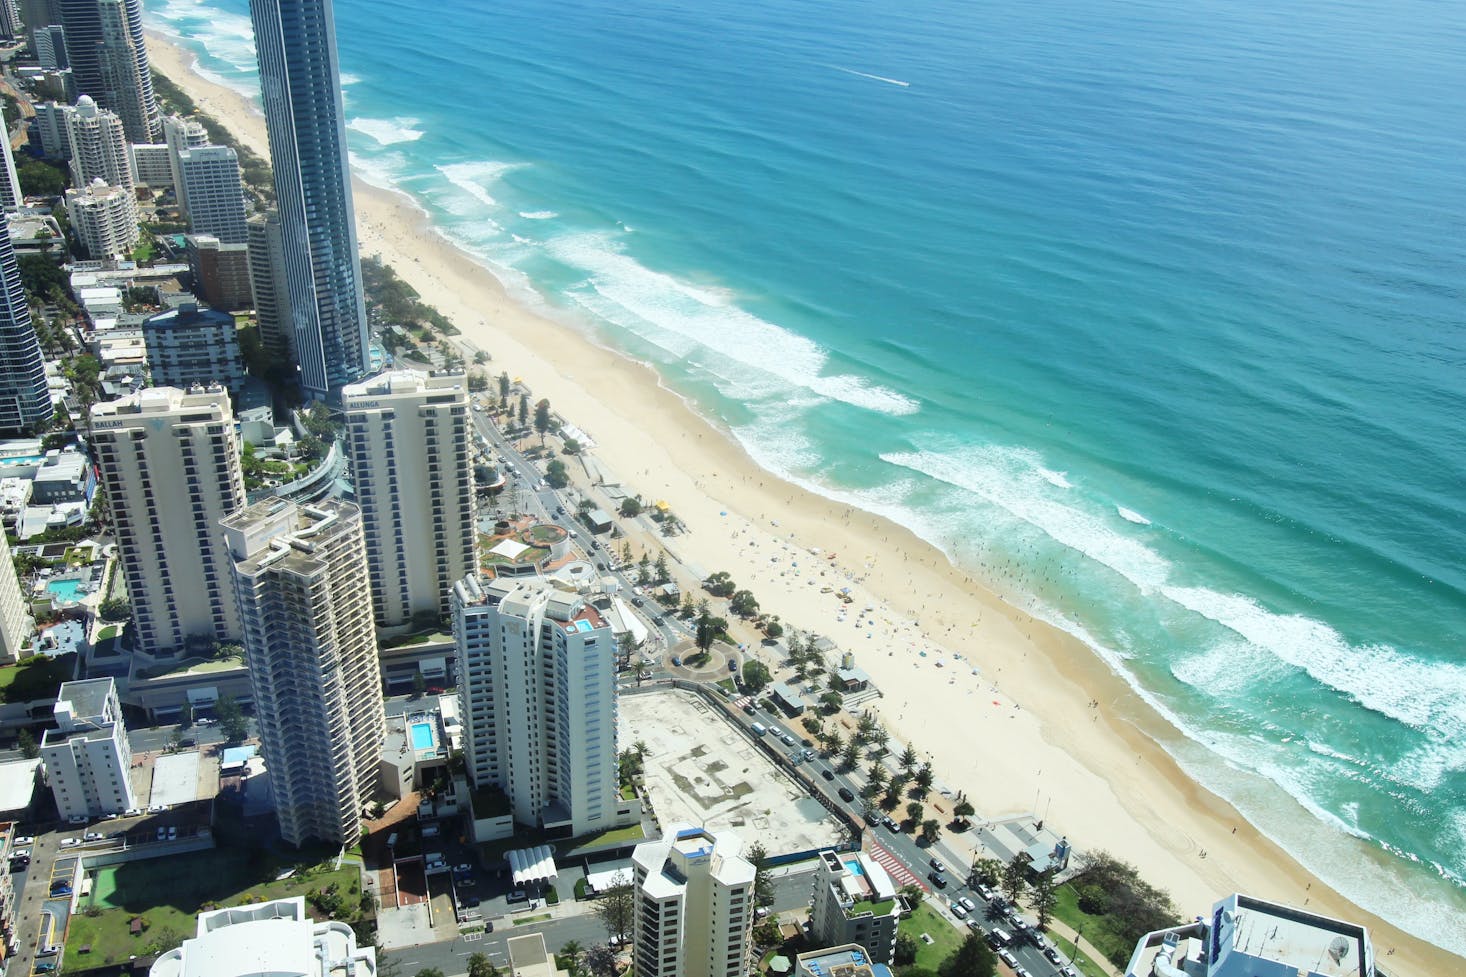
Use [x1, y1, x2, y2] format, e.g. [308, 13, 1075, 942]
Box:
[64, 848, 368, 970]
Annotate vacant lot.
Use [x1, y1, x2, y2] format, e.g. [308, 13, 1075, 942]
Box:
[620, 688, 843, 855]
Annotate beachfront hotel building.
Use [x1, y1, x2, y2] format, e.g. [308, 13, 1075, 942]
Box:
[451, 574, 624, 837]
[176, 145, 247, 243]
[808, 849, 901, 964]
[223, 498, 384, 847]
[163, 113, 209, 201]
[89, 386, 245, 658]
[247, 209, 294, 360]
[249, 0, 370, 399]
[40, 678, 138, 821]
[64, 95, 133, 190]
[149, 896, 377, 977]
[0, 533, 33, 664]
[0, 102, 21, 210]
[1123, 892, 1374, 977]
[0, 226, 52, 436]
[51, 0, 159, 142]
[632, 824, 756, 977]
[341, 370, 475, 629]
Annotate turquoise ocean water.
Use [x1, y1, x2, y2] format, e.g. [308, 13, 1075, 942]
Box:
[146, 0, 1466, 950]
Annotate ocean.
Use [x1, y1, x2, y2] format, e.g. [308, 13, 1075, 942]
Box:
[145, 0, 1466, 950]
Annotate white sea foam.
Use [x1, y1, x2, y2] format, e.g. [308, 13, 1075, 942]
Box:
[544, 231, 920, 417]
[348, 116, 426, 146]
[146, 2, 260, 97]
[436, 160, 525, 211]
[340, 72, 363, 86]
[1116, 505, 1151, 525]
[1038, 467, 1073, 489]
[1160, 586, 1466, 753]
[882, 445, 1172, 591]
[518, 210, 560, 220]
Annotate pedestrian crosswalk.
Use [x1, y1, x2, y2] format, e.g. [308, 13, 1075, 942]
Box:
[867, 841, 925, 891]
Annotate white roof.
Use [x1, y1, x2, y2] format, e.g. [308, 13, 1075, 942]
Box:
[490, 538, 530, 560]
[507, 844, 558, 886]
[585, 866, 632, 894]
[0, 758, 40, 812]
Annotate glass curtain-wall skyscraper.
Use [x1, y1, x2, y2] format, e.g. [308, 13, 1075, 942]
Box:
[0, 228, 52, 435]
[249, 0, 370, 400]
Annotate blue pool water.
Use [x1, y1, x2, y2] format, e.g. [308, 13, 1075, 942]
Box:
[410, 722, 435, 752]
[46, 579, 83, 604]
[146, 0, 1466, 951]
[844, 859, 865, 877]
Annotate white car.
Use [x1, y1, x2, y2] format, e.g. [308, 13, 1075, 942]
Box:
[195, 717, 216, 726]
[13, 835, 33, 846]
[959, 896, 977, 912]
[951, 902, 968, 919]
[83, 832, 104, 842]
[59, 837, 82, 848]
[10, 847, 30, 860]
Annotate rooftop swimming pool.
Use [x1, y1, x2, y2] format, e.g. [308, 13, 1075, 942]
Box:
[844, 858, 864, 876]
[46, 579, 84, 604]
[410, 721, 436, 752]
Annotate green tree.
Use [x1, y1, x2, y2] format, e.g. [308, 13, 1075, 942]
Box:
[695, 611, 727, 653]
[561, 437, 581, 455]
[16, 729, 39, 758]
[899, 744, 920, 776]
[818, 690, 843, 715]
[582, 945, 616, 977]
[18, 158, 67, 197]
[558, 940, 583, 977]
[517, 394, 529, 426]
[498, 371, 510, 400]
[745, 841, 774, 907]
[920, 818, 942, 844]
[740, 660, 771, 691]
[840, 738, 861, 770]
[545, 459, 569, 489]
[763, 618, 783, 638]
[970, 856, 1003, 887]
[905, 800, 924, 827]
[618, 496, 642, 517]
[729, 589, 760, 617]
[415, 969, 445, 977]
[953, 797, 976, 828]
[893, 932, 920, 966]
[591, 878, 635, 942]
[866, 762, 887, 792]
[822, 729, 843, 757]
[939, 933, 999, 977]
[411, 672, 427, 697]
[914, 762, 935, 797]
[702, 571, 737, 597]
[98, 596, 131, 622]
[653, 552, 669, 583]
[533, 399, 552, 442]
[1031, 867, 1059, 929]
[466, 952, 498, 977]
[216, 694, 249, 744]
[1001, 851, 1032, 906]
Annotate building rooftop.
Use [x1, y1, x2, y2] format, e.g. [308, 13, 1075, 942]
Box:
[796, 945, 894, 977]
[341, 369, 466, 400]
[55, 677, 114, 723]
[505, 933, 567, 977]
[149, 897, 376, 977]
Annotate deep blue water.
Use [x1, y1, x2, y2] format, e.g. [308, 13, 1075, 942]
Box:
[147, 0, 1466, 949]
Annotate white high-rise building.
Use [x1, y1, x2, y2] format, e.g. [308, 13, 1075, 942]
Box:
[32, 100, 71, 159]
[40, 678, 137, 821]
[0, 533, 34, 664]
[90, 386, 245, 658]
[341, 370, 475, 629]
[33, 24, 68, 70]
[0, 102, 22, 210]
[96, 0, 159, 143]
[223, 498, 385, 848]
[176, 145, 246, 244]
[64, 178, 138, 259]
[247, 210, 293, 360]
[149, 897, 377, 977]
[163, 113, 209, 207]
[65, 95, 132, 190]
[452, 574, 623, 836]
[0, 219, 52, 436]
[632, 824, 756, 977]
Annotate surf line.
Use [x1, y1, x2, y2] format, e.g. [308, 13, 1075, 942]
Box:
[829, 65, 911, 88]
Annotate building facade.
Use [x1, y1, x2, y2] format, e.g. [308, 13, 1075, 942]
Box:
[128, 142, 173, 187]
[0, 534, 33, 664]
[149, 897, 377, 977]
[65, 95, 132, 190]
[64, 179, 138, 259]
[33, 24, 68, 69]
[0, 102, 21, 210]
[163, 113, 209, 203]
[452, 575, 623, 837]
[40, 678, 137, 820]
[250, 0, 369, 399]
[341, 371, 474, 629]
[31, 100, 71, 159]
[143, 303, 246, 392]
[176, 145, 246, 243]
[809, 850, 901, 964]
[185, 234, 253, 311]
[632, 824, 755, 977]
[53, 0, 158, 142]
[223, 499, 384, 847]
[89, 386, 245, 657]
[246, 209, 293, 360]
[0, 228, 52, 436]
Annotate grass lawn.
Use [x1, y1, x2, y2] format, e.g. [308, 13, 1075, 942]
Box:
[65, 849, 361, 970]
[1052, 884, 1134, 967]
[1048, 929, 1112, 977]
[900, 902, 964, 971]
[0, 654, 75, 703]
[513, 913, 552, 926]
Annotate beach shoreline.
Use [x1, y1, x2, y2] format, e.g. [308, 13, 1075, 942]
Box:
[144, 31, 1460, 973]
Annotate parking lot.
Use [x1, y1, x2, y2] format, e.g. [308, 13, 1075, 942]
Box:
[620, 688, 844, 855]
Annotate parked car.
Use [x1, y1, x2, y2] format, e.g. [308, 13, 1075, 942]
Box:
[882, 816, 899, 831]
[864, 810, 882, 826]
[671, 656, 682, 667]
[959, 896, 976, 912]
[59, 837, 81, 848]
[928, 871, 948, 888]
[67, 814, 88, 825]
[929, 857, 946, 873]
[838, 787, 855, 802]
[1043, 946, 1063, 964]
[998, 950, 1018, 968]
[821, 768, 835, 781]
[455, 863, 473, 873]
[148, 804, 168, 813]
[10, 848, 29, 860]
[952, 903, 968, 919]
[83, 832, 104, 842]
[49, 883, 71, 896]
[35, 961, 57, 973]
[507, 889, 528, 903]
[13, 835, 33, 846]
[36, 946, 59, 958]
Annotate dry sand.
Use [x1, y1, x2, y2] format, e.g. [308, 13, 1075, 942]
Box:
[146, 33, 1458, 974]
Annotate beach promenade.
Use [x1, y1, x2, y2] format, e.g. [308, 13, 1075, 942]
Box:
[142, 33, 1461, 976]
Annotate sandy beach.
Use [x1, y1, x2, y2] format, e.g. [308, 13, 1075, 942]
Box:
[145, 32, 1458, 974]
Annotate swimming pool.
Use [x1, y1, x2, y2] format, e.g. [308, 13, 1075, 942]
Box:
[844, 859, 864, 877]
[46, 579, 84, 604]
[410, 722, 435, 751]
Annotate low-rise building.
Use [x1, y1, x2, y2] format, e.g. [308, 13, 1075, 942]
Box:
[149, 896, 377, 977]
[809, 849, 901, 964]
[40, 678, 137, 821]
